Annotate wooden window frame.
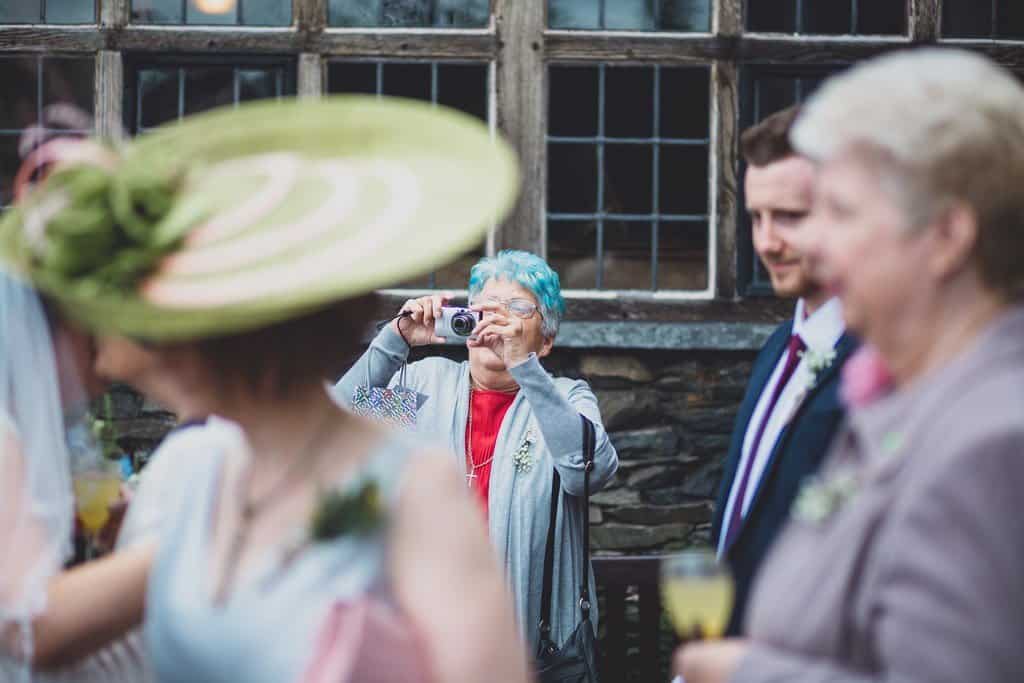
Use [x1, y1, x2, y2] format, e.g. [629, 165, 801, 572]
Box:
[4, 0, 1024, 326]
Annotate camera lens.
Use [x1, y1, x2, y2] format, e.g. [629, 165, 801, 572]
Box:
[451, 312, 475, 336]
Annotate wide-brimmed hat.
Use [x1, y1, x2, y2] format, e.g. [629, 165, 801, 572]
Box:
[0, 96, 519, 341]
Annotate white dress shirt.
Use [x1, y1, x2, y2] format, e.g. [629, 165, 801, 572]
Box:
[717, 297, 845, 556]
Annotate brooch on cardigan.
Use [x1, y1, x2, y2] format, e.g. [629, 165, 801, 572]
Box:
[512, 429, 536, 474]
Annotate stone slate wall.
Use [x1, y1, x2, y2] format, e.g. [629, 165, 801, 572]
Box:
[544, 348, 754, 555]
[101, 346, 756, 555]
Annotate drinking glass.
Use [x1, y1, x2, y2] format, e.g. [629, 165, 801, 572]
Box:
[73, 462, 122, 558]
[660, 549, 734, 640]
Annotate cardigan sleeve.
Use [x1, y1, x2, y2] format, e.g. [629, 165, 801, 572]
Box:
[732, 428, 1024, 683]
[508, 353, 619, 497]
[332, 325, 411, 409]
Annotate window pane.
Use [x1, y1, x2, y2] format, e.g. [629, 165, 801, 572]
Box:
[437, 64, 487, 122]
[327, 62, 379, 95]
[604, 144, 652, 214]
[0, 56, 94, 206]
[381, 62, 432, 102]
[857, 0, 905, 34]
[942, 0, 992, 38]
[746, 0, 794, 33]
[329, 0, 489, 28]
[47, 0, 96, 23]
[998, 2, 1024, 40]
[660, 67, 709, 140]
[132, 61, 292, 133]
[131, 0, 291, 25]
[0, 1, 39, 22]
[548, 143, 597, 214]
[0, 135, 21, 205]
[548, 220, 597, 289]
[132, 0, 182, 23]
[237, 69, 281, 102]
[132, 0, 181, 22]
[803, 0, 852, 35]
[603, 221, 652, 290]
[658, 222, 708, 290]
[241, 0, 291, 25]
[184, 66, 236, 114]
[0, 57, 40, 131]
[748, 0, 905, 35]
[547, 64, 710, 291]
[44, 58, 95, 116]
[605, 67, 654, 139]
[549, 66, 599, 137]
[187, 0, 238, 25]
[328, 61, 488, 121]
[659, 145, 708, 215]
[138, 68, 179, 129]
[549, 0, 710, 31]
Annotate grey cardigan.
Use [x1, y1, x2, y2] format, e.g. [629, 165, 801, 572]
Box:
[735, 306, 1024, 683]
[334, 326, 619, 651]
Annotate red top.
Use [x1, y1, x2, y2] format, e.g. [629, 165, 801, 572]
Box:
[465, 388, 518, 519]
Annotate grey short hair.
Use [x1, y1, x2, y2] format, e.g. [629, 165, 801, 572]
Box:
[792, 48, 1024, 297]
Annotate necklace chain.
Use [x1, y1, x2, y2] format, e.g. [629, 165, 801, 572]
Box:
[214, 406, 335, 605]
[465, 384, 504, 486]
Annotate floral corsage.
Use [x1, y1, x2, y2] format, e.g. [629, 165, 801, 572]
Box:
[512, 429, 536, 474]
[311, 479, 385, 542]
[798, 347, 837, 391]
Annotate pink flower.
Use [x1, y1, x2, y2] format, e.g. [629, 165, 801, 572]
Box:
[297, 598, 433, 683]
[840, 345, 895, 408]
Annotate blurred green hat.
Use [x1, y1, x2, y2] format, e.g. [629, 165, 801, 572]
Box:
[0, 96, 519, 341]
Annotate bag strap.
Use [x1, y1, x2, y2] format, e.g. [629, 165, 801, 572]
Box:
[579, 416, 594, 618]
[538, 415, 596, 640]
[538, 466, 561, 642]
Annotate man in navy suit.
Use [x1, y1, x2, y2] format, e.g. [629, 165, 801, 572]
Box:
[712, 106, 857, 635]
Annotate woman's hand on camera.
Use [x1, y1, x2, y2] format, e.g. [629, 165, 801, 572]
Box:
[392, 294, 450, 347]
[468, 302, 530, 368]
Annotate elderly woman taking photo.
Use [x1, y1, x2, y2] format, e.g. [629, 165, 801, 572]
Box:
[336, 250, 619, 654]
[678, 48, 1024, 683]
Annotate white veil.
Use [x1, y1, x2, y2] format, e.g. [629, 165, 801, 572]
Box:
[0, 269, 77, 680]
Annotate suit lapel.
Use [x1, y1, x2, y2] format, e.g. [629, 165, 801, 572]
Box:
[711, 321, 793, 541]
[728, 333, 858, 548]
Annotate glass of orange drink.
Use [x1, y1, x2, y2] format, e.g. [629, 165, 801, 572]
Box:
[73, 462, 122, 558]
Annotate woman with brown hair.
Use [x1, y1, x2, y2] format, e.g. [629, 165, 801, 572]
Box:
[1, 96, 530, 682]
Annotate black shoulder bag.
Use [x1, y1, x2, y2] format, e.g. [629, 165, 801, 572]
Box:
[535, 415, 601, 683]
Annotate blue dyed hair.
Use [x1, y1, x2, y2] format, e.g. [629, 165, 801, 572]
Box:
[468, 250, 566, 338]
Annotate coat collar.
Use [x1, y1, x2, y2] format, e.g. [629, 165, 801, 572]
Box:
[848, 305, 1024, 481]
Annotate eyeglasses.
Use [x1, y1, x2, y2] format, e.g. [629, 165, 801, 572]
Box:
[472, 295, 541, 320]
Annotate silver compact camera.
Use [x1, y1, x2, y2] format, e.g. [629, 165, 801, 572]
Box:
[435, 306, 481, 341]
